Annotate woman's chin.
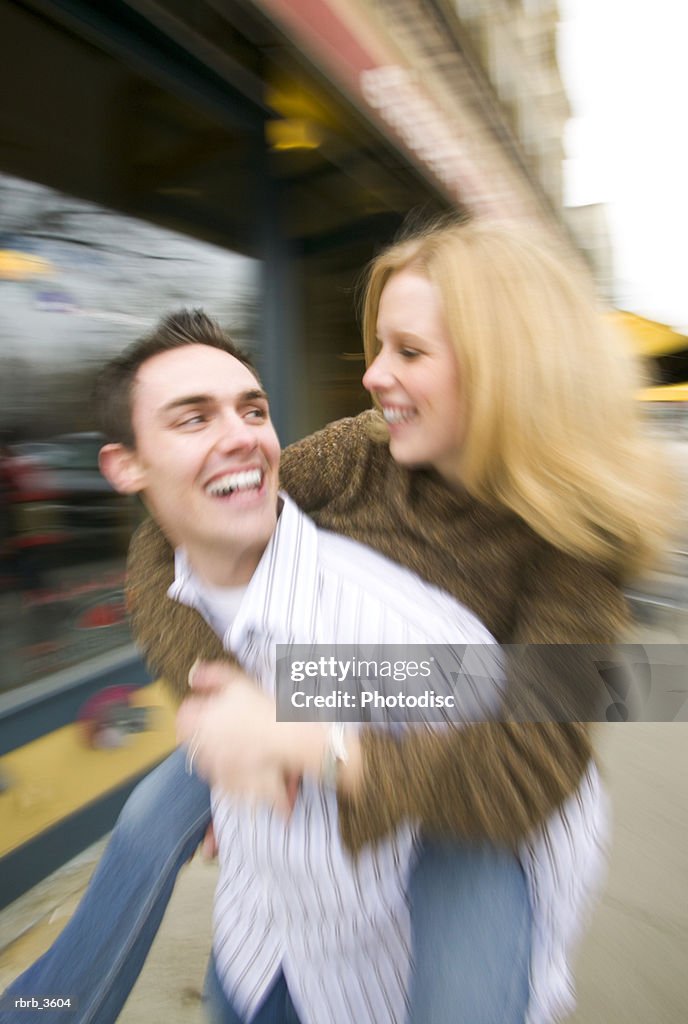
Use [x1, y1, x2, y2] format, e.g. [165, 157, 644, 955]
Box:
[388, 439, 427, 469]
[388, 438, 411, 464]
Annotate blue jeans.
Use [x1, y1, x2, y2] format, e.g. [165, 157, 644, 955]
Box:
[2, 748, 210, 1024]
[204, 961, 302, 1024]
[2, 747, 531, 1024]
[408, 841, 531, 1024]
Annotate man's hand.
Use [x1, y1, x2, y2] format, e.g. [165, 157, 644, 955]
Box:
[185, 821, 217, 865]
[187, 658, 236, 695]
[202, 821, 218, 860]
[177, 661, 314, 816]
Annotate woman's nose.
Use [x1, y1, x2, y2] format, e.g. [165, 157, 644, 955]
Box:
[363, 353, 394, 392]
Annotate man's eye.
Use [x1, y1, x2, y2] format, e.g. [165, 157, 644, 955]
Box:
[245, 407, 267, 420]
[177, 414, 206, 428]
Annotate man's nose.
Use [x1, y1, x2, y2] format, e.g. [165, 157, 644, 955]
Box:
[214, 413, 257, 455]
[362, 352, 394, 392]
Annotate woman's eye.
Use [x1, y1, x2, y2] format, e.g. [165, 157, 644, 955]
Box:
[399, 348, 421, 359]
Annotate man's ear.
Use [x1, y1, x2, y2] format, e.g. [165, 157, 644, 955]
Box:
[99, 444, 146, 495]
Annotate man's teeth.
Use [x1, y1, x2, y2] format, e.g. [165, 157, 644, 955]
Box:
[207, 469, 262, 496]
[383, 407, 416, 424]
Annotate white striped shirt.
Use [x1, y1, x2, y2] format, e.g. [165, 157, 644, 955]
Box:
[170, 494, 608, 1024]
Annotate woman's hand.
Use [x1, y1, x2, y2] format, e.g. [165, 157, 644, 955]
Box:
[176, 661, 327, 815]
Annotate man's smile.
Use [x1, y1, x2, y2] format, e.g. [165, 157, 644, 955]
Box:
[205, 468, 264, 497]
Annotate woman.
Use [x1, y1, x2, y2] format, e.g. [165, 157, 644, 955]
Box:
[5, 221, 670, 1024]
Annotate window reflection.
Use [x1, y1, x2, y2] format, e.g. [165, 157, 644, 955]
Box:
[0, 173, 259, 694]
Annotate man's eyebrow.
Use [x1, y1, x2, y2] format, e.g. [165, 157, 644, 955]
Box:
[160, 394, 212, 413]
[159, 389, 268, 414]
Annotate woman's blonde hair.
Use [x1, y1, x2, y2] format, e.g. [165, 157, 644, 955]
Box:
[362, 219, 673, 578]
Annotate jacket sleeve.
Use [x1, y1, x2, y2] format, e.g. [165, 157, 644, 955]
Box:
[337, 548, 629, 852]
[126, 518, 232, 703]
[279, 412, 380, 513]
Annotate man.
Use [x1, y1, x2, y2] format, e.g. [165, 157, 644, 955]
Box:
[95, 309, 508, 1024]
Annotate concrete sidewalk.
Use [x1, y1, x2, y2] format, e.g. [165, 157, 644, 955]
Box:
[2, 721, 686, 1023]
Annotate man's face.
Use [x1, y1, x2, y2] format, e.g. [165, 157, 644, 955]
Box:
[104, 344, 281, 586]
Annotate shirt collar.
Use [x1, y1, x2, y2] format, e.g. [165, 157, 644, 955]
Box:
[167, 493, 321, 650]
[167, 547, 201, 607]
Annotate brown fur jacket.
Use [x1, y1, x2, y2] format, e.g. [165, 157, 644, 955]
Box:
[127, 410, 627, 852]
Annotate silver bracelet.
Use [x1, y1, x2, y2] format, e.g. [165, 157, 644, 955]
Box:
[321, 723, 349, 788]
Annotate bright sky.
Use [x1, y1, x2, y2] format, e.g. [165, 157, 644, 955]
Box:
[557, 0, 688, 329]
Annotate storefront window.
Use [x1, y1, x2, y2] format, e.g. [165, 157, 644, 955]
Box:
[0, 173, 260, 695]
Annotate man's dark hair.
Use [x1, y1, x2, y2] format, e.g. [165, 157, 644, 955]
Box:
[95, 309, 259, 448]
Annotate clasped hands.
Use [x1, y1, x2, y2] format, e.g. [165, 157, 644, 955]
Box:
[176, 660, 327, 817]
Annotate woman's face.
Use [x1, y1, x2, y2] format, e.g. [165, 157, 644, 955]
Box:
[362, 269, 465, 484]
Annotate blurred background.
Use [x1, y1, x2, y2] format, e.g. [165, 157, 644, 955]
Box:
[0, 1, 686, 1019]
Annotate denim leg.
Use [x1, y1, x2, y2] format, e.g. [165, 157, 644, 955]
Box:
[2, 746, 211, 1024]
[408, 841, 531, 1024]
[203, 958, 302, 1024]
[203, 957, 245, 1024]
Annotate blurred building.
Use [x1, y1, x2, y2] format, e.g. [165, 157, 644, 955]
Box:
[565, 202, 615, 302]
[450, 0, 571, 211]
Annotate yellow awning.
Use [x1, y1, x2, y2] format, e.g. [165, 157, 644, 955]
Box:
[610, 310, 688, 358]
[638, 382, 688, 403]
